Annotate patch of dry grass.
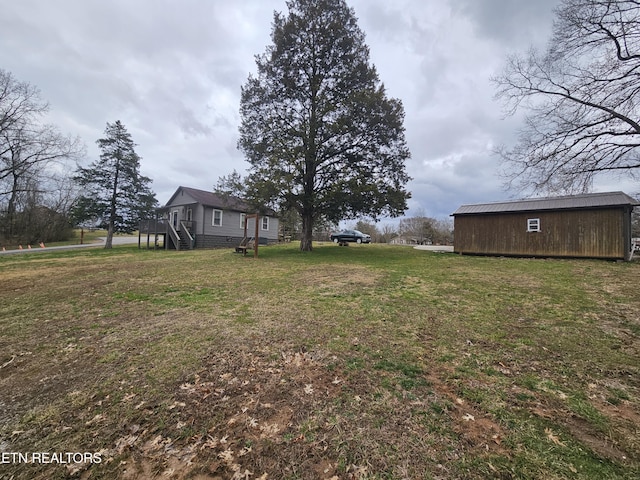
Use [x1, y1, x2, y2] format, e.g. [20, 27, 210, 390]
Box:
[0, 244, 639, 479]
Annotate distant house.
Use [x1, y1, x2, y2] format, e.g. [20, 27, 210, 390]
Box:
[140, 186, 279, 250]
[451, 191, 639, 261]
[389, 235, 416, 245]
[389, 235, 431, 245]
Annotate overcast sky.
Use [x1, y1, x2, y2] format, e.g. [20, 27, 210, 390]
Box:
[2, 0, 635, 223]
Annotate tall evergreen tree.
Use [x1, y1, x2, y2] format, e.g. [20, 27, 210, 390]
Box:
[73, 120, 157, 248]
[238, 0, 411, 251]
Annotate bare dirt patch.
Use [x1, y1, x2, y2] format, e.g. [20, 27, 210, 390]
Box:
[109, 346, 349, 479]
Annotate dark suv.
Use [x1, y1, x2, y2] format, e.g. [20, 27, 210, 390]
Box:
[330, 229, 371, 244]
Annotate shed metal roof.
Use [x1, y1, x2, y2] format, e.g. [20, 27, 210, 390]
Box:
[452, 191, 639, 216]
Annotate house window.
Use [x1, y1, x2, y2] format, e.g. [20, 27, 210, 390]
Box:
[527, 218, 541, 232]
[212, 209, 223, 227]
[261, 216, 269, 231]
[240, 213, 246, 229]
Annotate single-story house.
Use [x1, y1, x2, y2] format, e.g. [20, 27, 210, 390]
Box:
[389, 235, 432, 245]
[140, 186, 279, 250]
[389, 235, 416, 245]
[451, 191, 639, 261]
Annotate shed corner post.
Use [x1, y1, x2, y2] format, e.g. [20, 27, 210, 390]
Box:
[624, 206, 633, 261]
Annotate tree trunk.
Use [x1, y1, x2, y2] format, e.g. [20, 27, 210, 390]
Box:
[105, 155, 120, 249]
[105, 221, 114, 249]
[7, 174, 18, 237]
[300, 211, 313, 251]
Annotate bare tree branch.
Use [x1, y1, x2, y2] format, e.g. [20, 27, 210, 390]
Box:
[494, 0, 640, 193]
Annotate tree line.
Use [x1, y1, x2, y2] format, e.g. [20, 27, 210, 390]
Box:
[349, 217, 453, 245]
[0, 69, 156, 248]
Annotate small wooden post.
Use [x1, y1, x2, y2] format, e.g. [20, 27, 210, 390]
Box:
[242, 213, 260, 258]
[254, 213, 259, 258]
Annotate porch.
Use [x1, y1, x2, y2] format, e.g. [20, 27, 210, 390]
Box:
[138, 218, 196, 251]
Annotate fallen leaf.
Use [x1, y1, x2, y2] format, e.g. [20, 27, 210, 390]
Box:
[232, 469, 253, 480]
[85, 413, 106, 425]
[65, 463, 84, 476]
[218, 448, 234, 463]
[462, 413, 475, 422]
[545, 428, 565, 446]
[304, 384, 314, 395]
[350, 464, 368, 476]
[115, 434, 139, 454]
[201, 435, 218, 449]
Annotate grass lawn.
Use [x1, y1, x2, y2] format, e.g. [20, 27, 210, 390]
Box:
[0, 243, 638, 479]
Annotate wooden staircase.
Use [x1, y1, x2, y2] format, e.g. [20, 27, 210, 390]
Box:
[177, 228, 193, 250]
[167, 221, 195, 250]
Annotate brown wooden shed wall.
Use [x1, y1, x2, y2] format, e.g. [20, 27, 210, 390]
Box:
[453, 208, 626, 259]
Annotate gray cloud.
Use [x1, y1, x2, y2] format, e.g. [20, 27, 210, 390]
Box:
[4, 0, 607, 224]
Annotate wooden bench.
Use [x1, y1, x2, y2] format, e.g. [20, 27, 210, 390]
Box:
[235, 241, 254, 256]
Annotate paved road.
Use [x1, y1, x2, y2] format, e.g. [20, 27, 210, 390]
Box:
[0, 236, 140, 256]
[413, 245, 454, 252]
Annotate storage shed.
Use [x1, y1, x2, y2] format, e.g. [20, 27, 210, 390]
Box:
[452, 191, 639, 261]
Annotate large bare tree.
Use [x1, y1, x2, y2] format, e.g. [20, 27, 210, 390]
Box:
[0, 69, 83, 242]
[494, 0, 640, 193]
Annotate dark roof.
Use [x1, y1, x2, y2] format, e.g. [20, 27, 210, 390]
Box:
[452, 191, 639, 216]
[165, 186, 250, 212]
